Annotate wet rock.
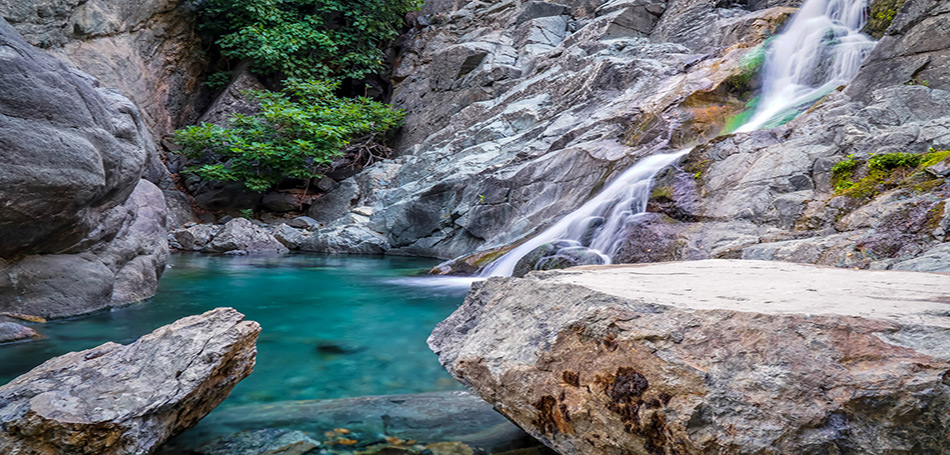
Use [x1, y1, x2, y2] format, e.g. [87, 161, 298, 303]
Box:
[205, 218, 289, 254]
[0, 322, 36, 343]
[158, 391, 545, 455]
[430, 260, 950, 454]
[512, 241, 607, 277]
[0, 307, 261, 455]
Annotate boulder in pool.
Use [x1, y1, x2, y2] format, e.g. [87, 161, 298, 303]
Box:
[430, 260, 950, 454]
[0, 307, 260, 455]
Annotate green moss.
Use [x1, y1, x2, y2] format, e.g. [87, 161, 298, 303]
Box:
[920, 149, 950, 168]
[650, 186, 674, 201]
[832, 149, 950, 202]
[867, 152, 924, 171]
[864, 0, 906, 39]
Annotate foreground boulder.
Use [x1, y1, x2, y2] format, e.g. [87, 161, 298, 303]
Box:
[0, 307, 260, 455]
[430, 260, 950, 454]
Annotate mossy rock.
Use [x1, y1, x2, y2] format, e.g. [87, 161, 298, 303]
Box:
[863, 0, 906, 39]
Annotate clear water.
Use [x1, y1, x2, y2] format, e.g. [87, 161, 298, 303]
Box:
[0, 253, 467, 406]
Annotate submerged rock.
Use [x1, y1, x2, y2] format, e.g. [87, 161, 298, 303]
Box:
[0, 307, 260, 455]
[197, 428, 319, 455]
[158, 391, 546, 455]
[430, 260, 950, 454]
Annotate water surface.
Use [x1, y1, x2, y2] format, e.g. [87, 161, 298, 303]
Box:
[0, 253, 468, 406]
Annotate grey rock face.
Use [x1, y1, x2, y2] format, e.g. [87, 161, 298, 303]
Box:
[430, 260, 950, 454]
[846, 0, 950, 99]
[0, 307, 260, 455]
[0, 0, 207, 139]
[0, 19, 168, 318]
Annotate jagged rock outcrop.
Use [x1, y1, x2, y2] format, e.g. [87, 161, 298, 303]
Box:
[305, 0, 949, 274]
[0, 19, 169, 318]
[643, 0, 950, 271]
[0, 307, 260, 455]
[430, 260, 950, 454]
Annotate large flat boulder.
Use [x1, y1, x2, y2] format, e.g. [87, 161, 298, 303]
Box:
[430, 260, 950, 454]
[0, 307, 260, 455]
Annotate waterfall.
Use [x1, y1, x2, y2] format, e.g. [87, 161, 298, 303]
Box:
[480, 149, 690, 277]
[736, 0, 874, 132]
[480, 0, 874, 277]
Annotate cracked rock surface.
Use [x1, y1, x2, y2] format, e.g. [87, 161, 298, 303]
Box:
[430, 260, 950, 454]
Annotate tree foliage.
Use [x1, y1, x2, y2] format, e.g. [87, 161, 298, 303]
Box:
[197, 0, 423, 80]
[173, 79, 404, 192]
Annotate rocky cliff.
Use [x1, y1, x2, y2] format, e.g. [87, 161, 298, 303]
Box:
[0, 19, 169, 318]
[304, 0, 949, 274]
[0, 0, 209, 229]
[0, 0, 207, 140]
[430, 260, 950, 454]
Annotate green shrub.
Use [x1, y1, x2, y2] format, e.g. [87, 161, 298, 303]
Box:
[197, 0, 423, 80]
[173, 79, 404, 192]
[867, 152, 923, 172]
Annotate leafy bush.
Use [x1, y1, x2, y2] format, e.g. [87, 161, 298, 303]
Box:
[173, 79, 404, 192]
[197, 0, 423, 80]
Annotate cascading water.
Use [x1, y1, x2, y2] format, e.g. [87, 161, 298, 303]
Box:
[480, 0, 875, 278]
[736, 0, 875, 132]
[480, 149, 689, 277]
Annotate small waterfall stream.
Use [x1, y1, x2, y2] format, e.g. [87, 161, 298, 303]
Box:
[480, 0, 874, 277]
[736, 0, 875, 132]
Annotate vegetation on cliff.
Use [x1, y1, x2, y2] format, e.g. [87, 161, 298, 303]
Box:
[173, 79, 403, 192]
[197, 0, 423, 81]
[174, 0, 419, 192]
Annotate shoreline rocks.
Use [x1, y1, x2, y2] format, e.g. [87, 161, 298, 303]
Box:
[430, 260, 950, 454]
[0, 307, 260, 455]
